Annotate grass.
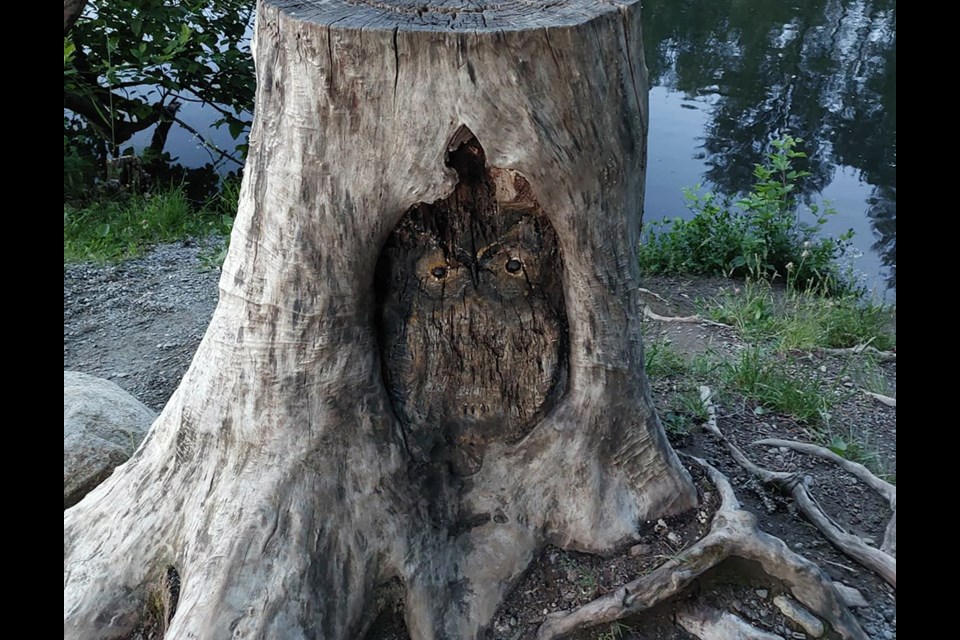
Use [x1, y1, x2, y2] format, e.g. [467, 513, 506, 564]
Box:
[718, 347, 831, 425]
[64, 185, 235, 263]
[705, 281, 895, 352]
[660, 386, 710, 436]
[645, 338, 688, 379]
[850, 356, 891, 396]
[595, 622, 633, 640]
[559, 556, 599, 596]
[821, 428, 895, 483]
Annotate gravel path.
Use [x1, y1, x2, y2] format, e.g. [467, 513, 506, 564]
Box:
[64, 241, 220, 412]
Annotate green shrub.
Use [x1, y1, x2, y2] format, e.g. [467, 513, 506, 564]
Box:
[639, 137, 855, 295]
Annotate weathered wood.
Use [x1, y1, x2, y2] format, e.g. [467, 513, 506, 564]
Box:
[64, 0, 87, 34]
[64, 1, 698, 638]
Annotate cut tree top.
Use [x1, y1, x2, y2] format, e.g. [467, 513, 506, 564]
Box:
[270, 0, 635, 31]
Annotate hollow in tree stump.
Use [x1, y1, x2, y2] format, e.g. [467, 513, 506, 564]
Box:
[64, 1, 699, 637]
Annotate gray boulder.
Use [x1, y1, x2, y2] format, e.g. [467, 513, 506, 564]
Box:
[64, 371, 155, 509]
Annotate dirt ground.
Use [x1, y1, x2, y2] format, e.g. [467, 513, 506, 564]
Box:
[64, 246, 896, 640]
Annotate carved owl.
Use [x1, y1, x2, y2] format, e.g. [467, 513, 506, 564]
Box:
[376, 140, 568, 477]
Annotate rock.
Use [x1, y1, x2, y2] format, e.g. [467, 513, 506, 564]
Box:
[774, 595, 825, 638]
[667, 531, 682, 545]
[629, 543, 653, 557]
[756, 589, 769, 599]
[676, 604, 785, 640]
[64, 371, 155, 508]
[833, 583, 869, 608]
[882, 630, 893, 640]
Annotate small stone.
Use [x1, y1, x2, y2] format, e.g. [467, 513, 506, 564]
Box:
[779, 446, 789, 453]
[655, 518, 668, 532]
[667, 531, 682, 545]
[774, 595, 824, 638]
[542, 608, 548, 615]
[563, 591, 575, 601]
[834, 583, 869, 608]
[792, 633, 806, 640]
[756, 589, 769, 599]
[629, 543, 653, 557]
[882, 630, 893, 640]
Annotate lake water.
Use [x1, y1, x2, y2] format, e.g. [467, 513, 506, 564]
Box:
[135, 0, 896, 295]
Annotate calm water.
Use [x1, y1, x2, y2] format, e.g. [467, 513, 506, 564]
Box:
[134, 0, 896, 294]
[643, 0, 896, 295]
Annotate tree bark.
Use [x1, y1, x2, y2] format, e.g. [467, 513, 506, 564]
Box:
[64, 0, 87, 35]
[63, 1, 698, 638]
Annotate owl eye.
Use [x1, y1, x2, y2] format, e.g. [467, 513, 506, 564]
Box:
[430, 265, 449, 279]
[505, 258, 523, 274]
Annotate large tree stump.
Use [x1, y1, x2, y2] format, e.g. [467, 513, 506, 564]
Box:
[64, 1, 699, 637]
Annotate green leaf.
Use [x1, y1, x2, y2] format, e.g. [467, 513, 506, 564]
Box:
[228, 119, 245, 140]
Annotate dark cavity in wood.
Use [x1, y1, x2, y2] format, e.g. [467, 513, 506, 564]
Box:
[375, 132, 569, 485]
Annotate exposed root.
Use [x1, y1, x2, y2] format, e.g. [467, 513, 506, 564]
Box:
[754, 437, 897, 562]
[699, 388, 897, 588]
[535, 455, 865, 640]
[863, 390, 896, 408]
[637, 288, 670, 305]
[752, 438, 895, 506]
[676, 603, 786, 640]
[641, 305, 732, 328]
[820, 345, 896, 362]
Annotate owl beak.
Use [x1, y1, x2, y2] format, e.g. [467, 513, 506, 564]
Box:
[469, 262, 481, 289]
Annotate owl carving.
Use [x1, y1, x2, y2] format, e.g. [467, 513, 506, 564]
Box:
[376, 137, 568, 478]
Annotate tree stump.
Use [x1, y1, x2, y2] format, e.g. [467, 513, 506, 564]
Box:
[64, 1, 699, 637]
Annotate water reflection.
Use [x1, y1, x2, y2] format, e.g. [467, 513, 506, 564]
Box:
[123, 0, 896, 291]
[643, 0, 896, 291]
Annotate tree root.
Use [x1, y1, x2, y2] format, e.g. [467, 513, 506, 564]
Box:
[697, 387, 897, 588]
[641, 305, 732, 328]
[863, 390, 896, 408]
[535, 455, 866, 640]
[820, 345, 896, 362]
[754, 437, 897, 561]
[637, 288, 670, 305]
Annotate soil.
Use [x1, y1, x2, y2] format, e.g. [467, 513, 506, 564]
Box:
[63, 246, 896, 640]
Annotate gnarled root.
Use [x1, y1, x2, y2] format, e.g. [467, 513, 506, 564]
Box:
[535, 456, 866, 640]
[641, 305, 732, 328]
[863, 391, 897, 408]
[820, 345, 896, 362]
[697, 387, 896, 587]
[753, 437, 897, 564]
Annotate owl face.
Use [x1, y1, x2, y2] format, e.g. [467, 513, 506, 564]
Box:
[376, 137, 568, 478]
[410, 217, 547, 302]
